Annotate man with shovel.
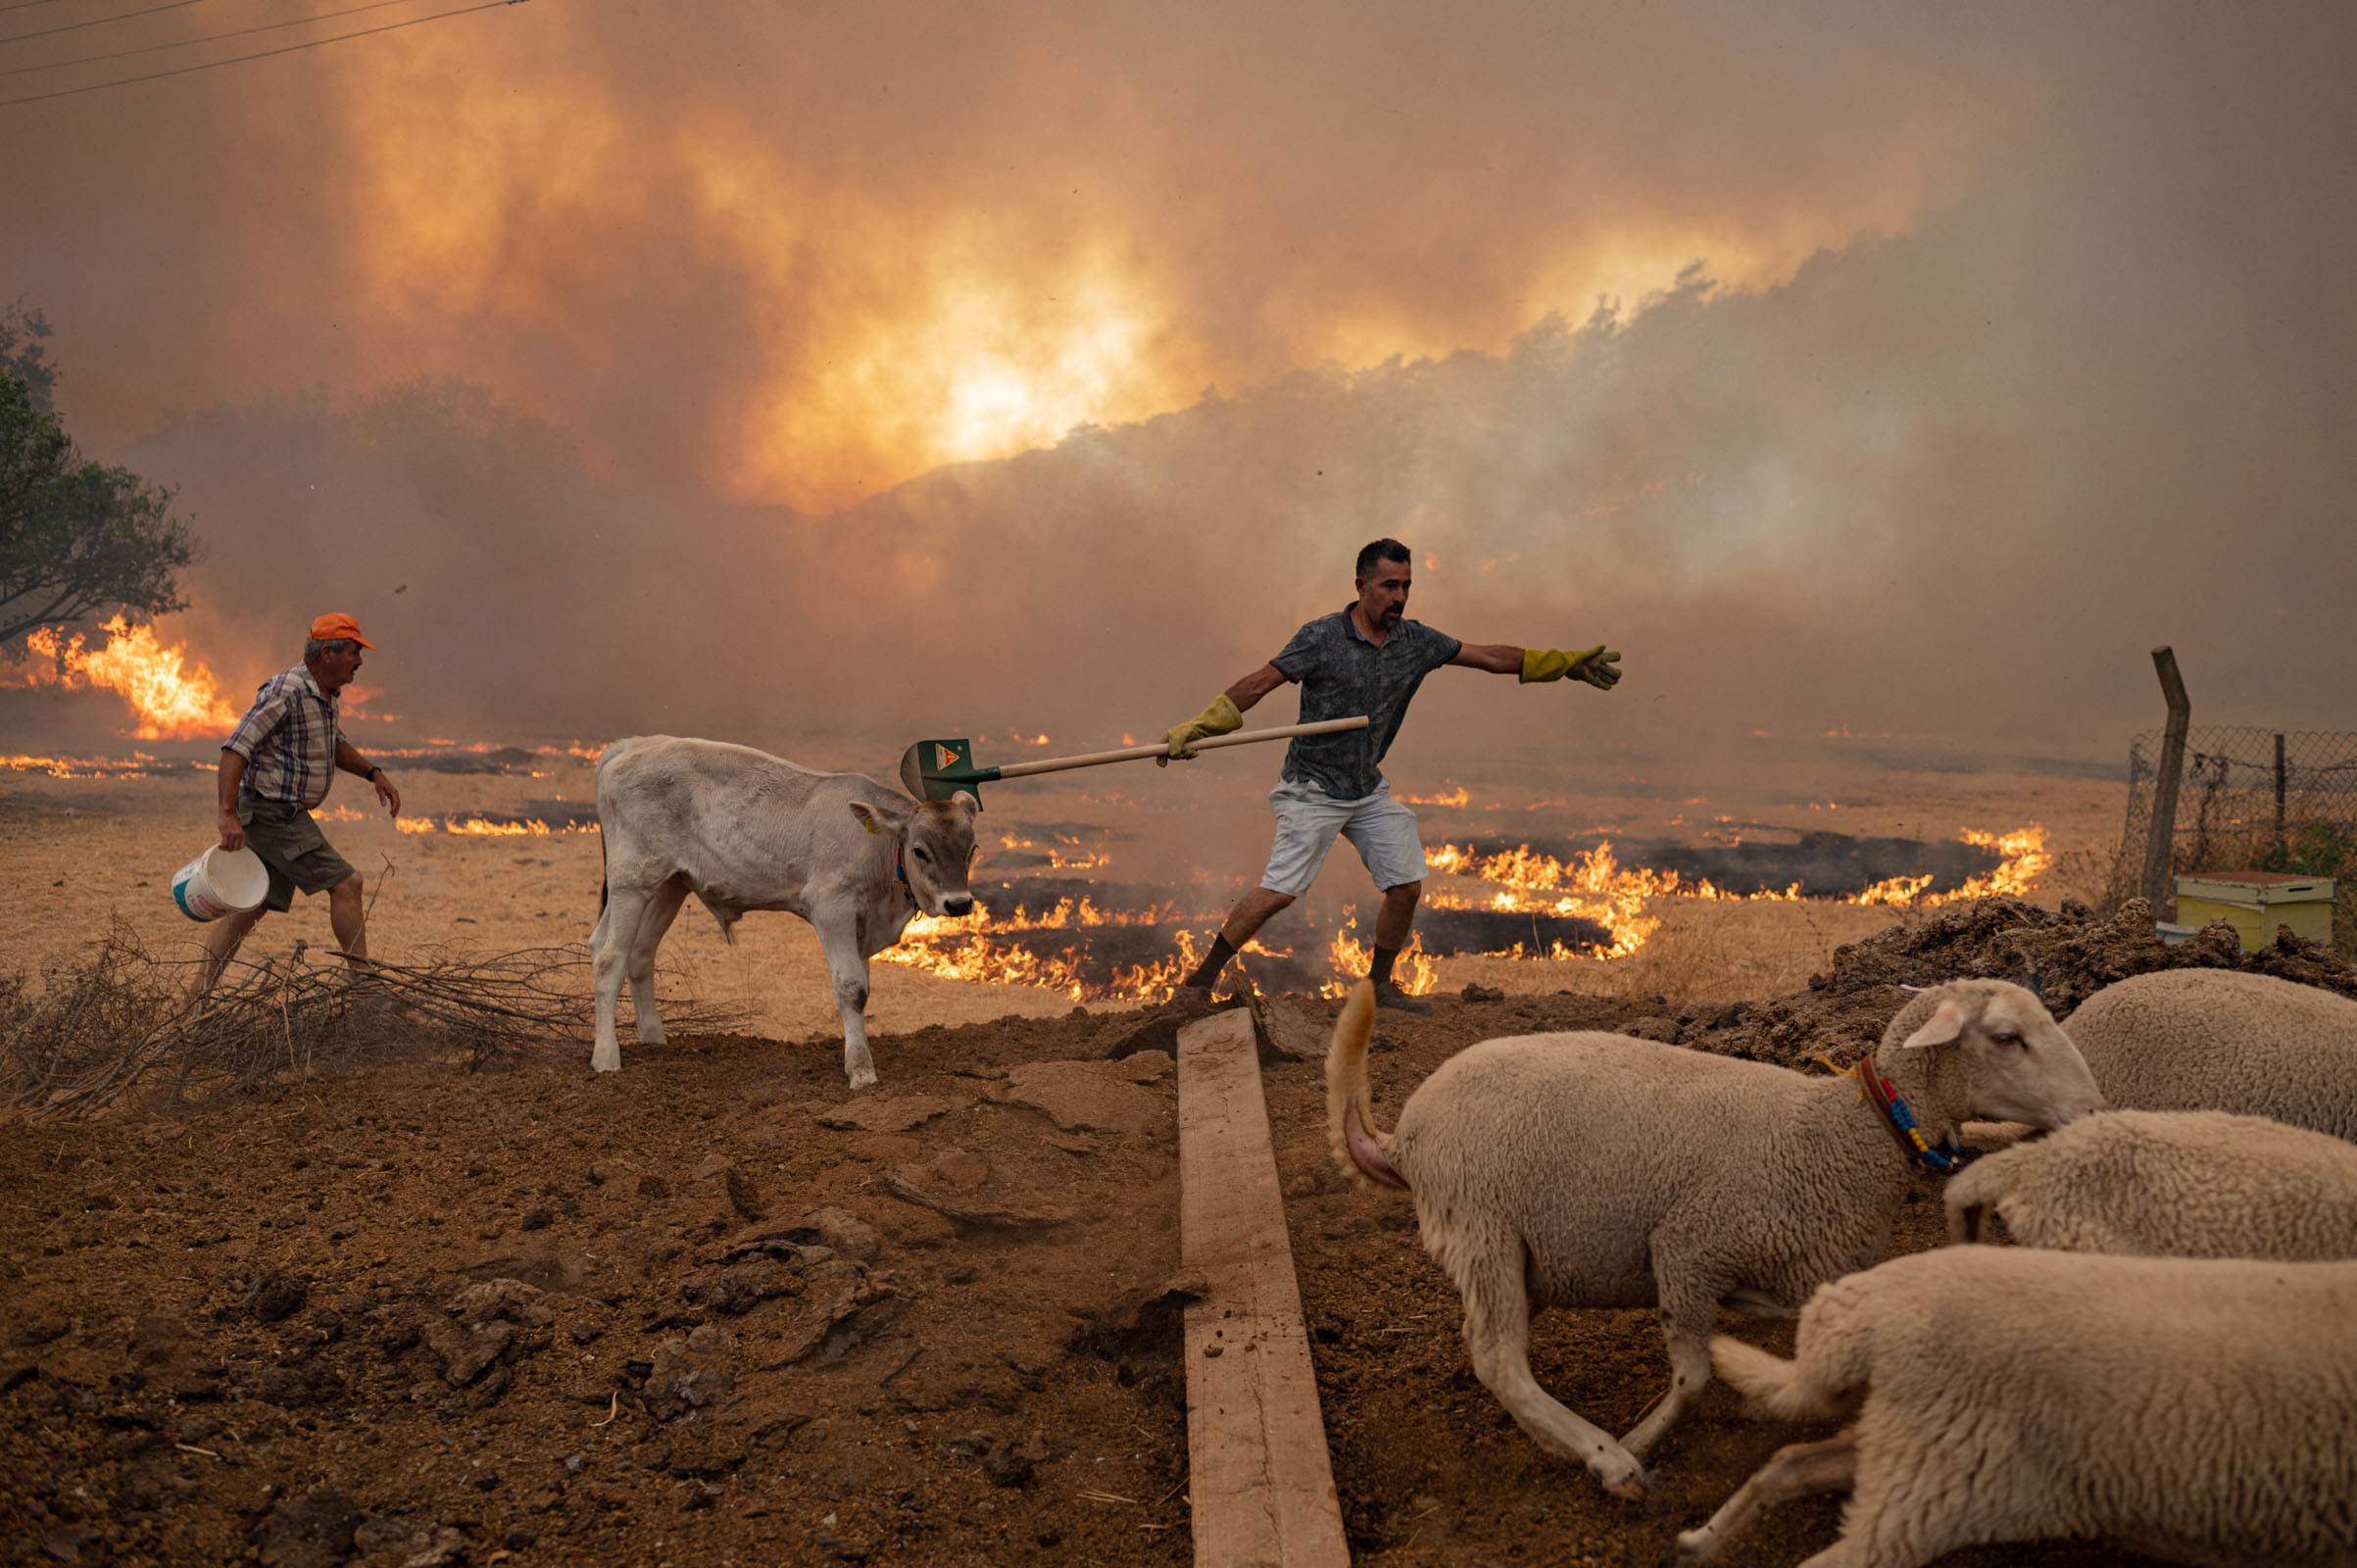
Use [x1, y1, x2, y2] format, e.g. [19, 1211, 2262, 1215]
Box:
[1159, 538, 1620, 1013]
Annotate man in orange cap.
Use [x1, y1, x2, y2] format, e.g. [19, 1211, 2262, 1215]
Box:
[196, 613, 402, 990]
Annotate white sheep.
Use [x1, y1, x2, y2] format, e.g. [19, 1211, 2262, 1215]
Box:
[1946, 1107, 2357, 1260]
[1678, 1247, 2357, 1567]
[2064, 968, 2357, 1140]
[1325, 977, 2103, 1497]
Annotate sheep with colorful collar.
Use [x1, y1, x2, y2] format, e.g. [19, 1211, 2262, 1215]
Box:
[1325, 977, 2103, 1498]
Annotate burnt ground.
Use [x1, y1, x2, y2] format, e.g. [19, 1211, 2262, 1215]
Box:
[5, 899, 2351, 1568]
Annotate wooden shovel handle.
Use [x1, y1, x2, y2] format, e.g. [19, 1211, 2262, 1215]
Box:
[991, 716, 1369, 780]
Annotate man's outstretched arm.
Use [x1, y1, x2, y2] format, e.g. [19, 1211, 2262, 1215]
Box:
[1448, 643, 1524, 674]
[1449, 642, 1623, 689]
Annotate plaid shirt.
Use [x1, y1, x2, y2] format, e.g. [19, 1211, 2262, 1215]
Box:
[223, 664, 342, 808]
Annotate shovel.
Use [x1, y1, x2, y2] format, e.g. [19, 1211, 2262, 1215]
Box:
[899, 715, 1369, 807]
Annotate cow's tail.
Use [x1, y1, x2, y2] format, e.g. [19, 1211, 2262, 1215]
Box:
[598, 830, 609, 915]
[1326, 980, 1407, 1190]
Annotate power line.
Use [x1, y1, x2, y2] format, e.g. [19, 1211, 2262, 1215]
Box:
[4, 0, 430, 76]
[0, 0, 86, 14]
[0, 0, 211, 46]
[0, 0, 526, 106]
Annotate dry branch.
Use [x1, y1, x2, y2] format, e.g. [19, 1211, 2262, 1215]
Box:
[0, 921, 750, 1118]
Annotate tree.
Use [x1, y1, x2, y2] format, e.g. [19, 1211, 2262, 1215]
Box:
[1, 303, 197, 652]
[0, 300, 58, 414]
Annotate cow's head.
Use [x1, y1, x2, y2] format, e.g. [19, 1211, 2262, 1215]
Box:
[851, 797, 979, 917]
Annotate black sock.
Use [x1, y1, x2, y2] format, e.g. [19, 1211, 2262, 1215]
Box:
[1370, 944, 1399, 986]
[1185, 933, 1237, 990]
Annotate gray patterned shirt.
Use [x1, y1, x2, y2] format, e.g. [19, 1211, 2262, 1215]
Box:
[1270, 610, 1461, 799]
[223, 665, 342, 808]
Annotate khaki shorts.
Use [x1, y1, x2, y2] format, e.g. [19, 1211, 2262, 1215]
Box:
[236, 797, 357, 912]
[1259, 777, 1427, 897]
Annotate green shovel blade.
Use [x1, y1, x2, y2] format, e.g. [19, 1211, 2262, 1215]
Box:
[899, 737, 1002, 804]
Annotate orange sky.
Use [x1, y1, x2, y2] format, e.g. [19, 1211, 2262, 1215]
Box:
[4, 3, 2354, 754]
[4, 1, 1991, 510]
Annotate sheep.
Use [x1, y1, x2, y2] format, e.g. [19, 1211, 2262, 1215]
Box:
[1675, 1247, 2357, 1567]
[1324, 976, 2103, 1498]
[2063, 968, 2357, 1141]
[1946, 1107, 2357, 1260]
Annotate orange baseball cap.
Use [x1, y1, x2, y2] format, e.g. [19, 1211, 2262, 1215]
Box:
[309, 612, 374, 649]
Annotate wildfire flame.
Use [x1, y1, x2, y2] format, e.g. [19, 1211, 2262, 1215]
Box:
[1424, 824, 2051, 958]
[20, 616, 238, 739]
[877, 912, 1214, 1004]
[1320, 927, 1439, 998]
[881, 824, 2054, 1004]
[0, 750, 202, 778]
[395, 815, 601, 836]
[1400, 783, 1472, 807]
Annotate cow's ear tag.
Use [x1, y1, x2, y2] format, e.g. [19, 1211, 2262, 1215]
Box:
[860, 813, 881, 835]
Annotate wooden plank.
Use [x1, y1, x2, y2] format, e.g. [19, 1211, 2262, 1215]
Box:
[1177, 1008, 1350, 1568]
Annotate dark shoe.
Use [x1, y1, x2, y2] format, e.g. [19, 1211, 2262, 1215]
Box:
[1371, 981, 1433, 1015]
[1162, 983, 1220, 1018]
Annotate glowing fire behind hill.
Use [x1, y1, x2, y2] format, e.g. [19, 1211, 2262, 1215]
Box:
[19, 617, 238, 739]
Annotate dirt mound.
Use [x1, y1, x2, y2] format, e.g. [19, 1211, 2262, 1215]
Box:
[1689, 896, 2357, 1069]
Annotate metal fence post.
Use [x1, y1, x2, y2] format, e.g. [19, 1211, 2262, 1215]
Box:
[2139, 647, 2191, 911]
[2275, 732, 2288, 850]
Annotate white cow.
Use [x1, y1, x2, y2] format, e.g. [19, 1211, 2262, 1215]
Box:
[590, 735, 979, 1089]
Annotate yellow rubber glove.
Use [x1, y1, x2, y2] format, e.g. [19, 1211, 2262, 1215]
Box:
[1520, 646, 1623, 690]
[1157, 694, 1244, 766]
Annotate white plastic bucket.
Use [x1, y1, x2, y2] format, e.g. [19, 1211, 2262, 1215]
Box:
[171, 845, 270, 922]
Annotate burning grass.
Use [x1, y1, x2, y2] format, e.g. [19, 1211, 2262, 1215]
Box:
[0, 924, 748, 1119]
[396, 813, 601, 837]
[865, 824, 2057, 1007]
[0, 751, 206, 779]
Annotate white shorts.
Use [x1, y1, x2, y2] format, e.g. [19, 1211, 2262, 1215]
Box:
[1259, 777, 1428, 898]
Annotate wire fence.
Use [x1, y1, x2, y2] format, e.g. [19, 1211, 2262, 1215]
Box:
[2110, 726, 2357, 949]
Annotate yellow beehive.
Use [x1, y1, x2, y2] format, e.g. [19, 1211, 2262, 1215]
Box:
[2172, 872, 2337, 952]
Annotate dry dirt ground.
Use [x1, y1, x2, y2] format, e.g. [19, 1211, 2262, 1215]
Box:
[13, 893, 2351, 1568]
[1, 1023, 1194, 1568]
[7, 755, 2250, 1567]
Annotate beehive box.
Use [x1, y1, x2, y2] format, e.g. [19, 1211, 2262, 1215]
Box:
[2172, 871, 2337, 952]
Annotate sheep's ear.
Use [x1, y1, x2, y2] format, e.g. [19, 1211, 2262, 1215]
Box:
[1898, 998, 1968, 1050]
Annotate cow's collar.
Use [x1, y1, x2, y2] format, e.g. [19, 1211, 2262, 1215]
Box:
[894, 840, 918, 910]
